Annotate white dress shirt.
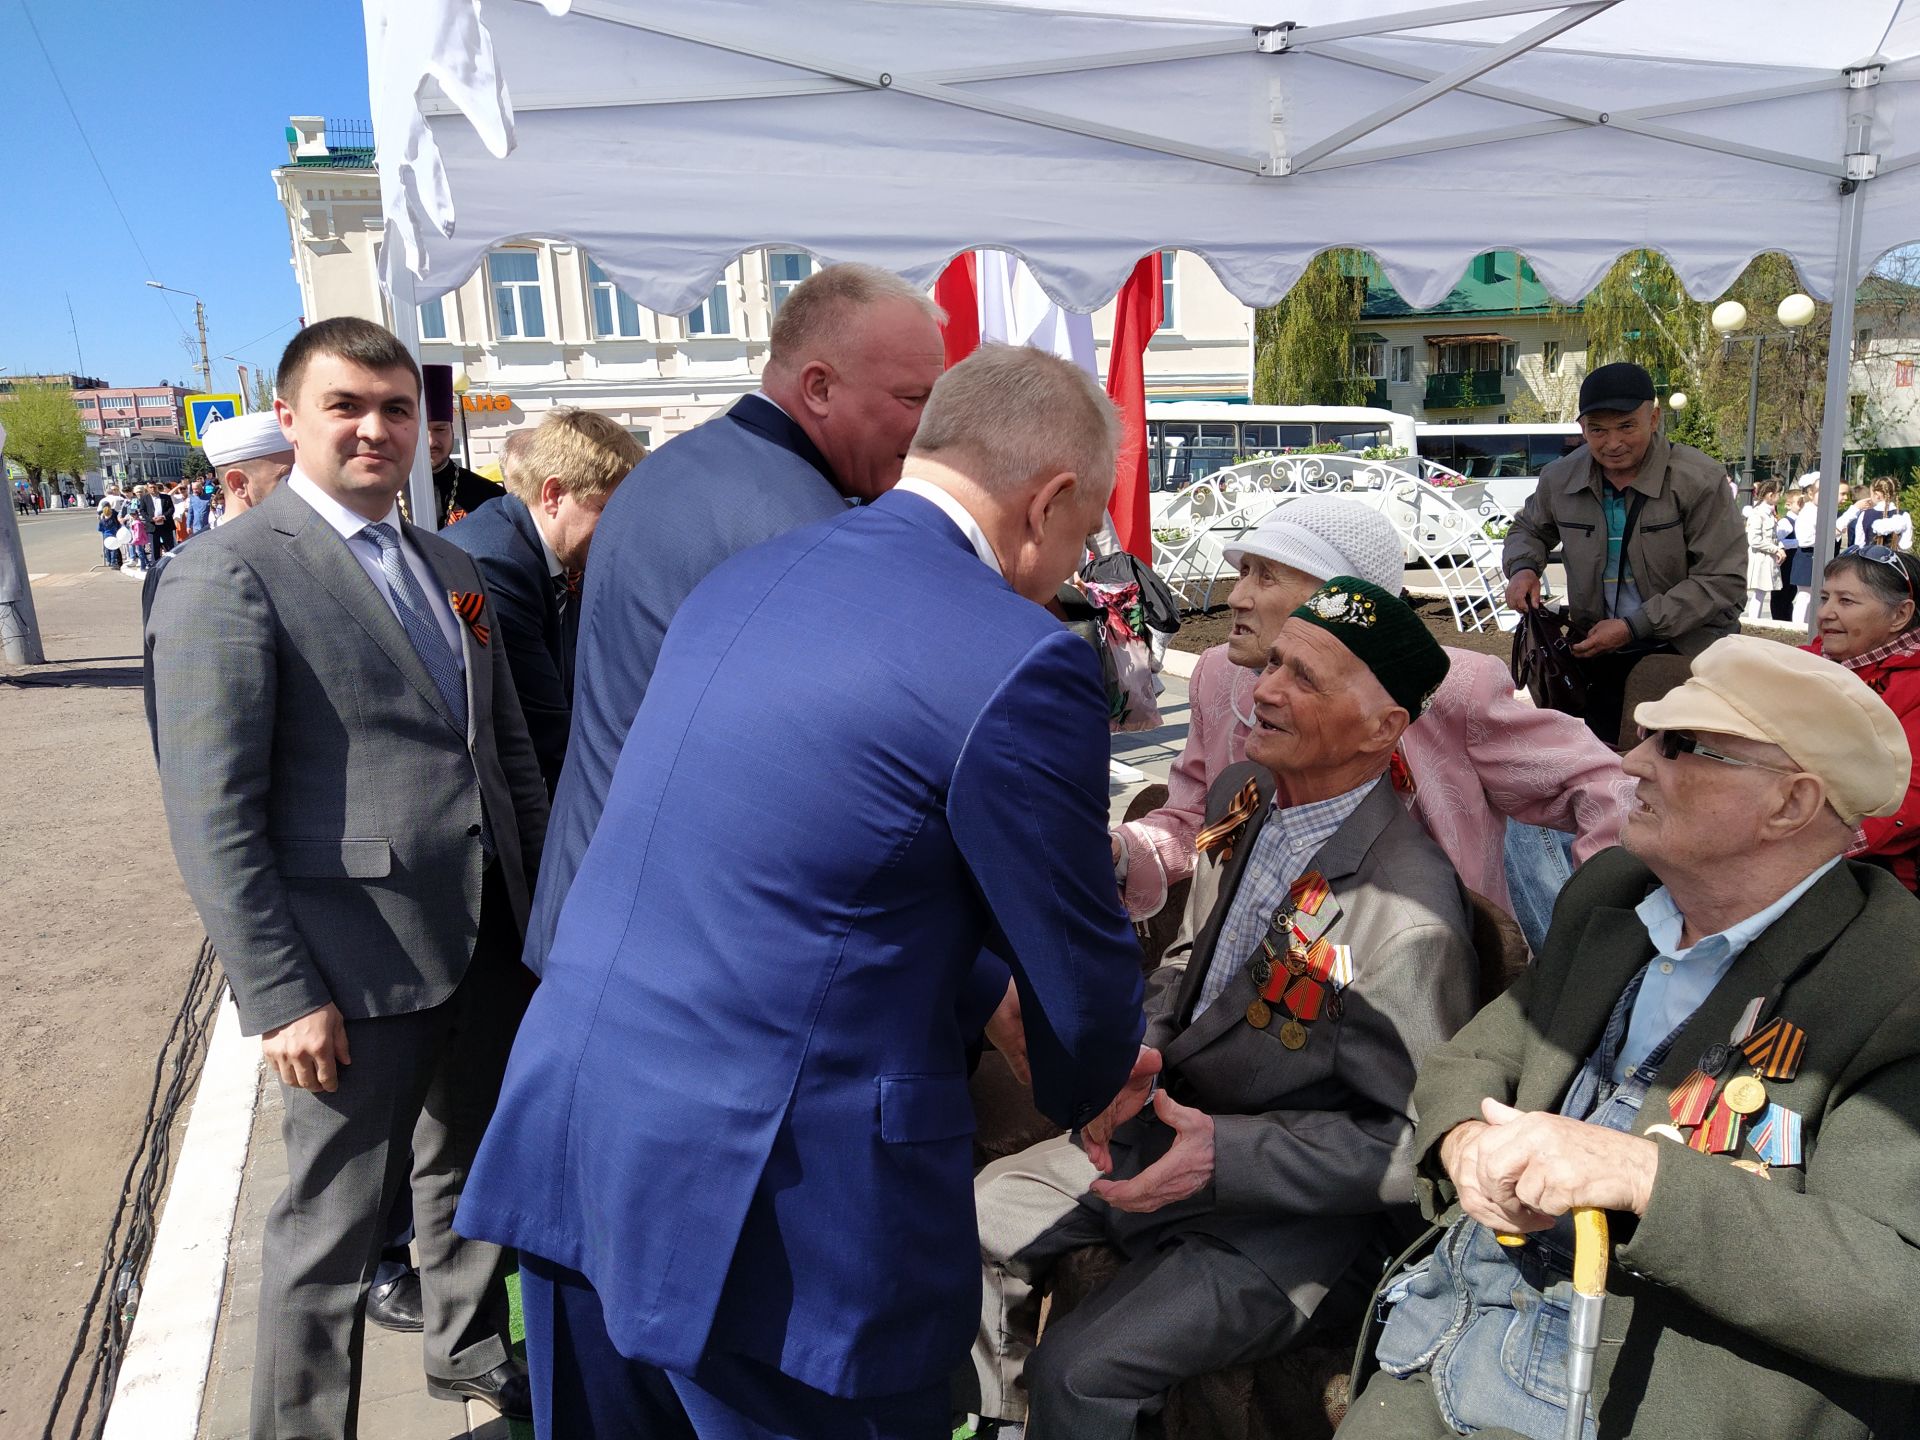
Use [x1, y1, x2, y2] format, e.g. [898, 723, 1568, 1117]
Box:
[893, 475, 1003, 576]
[289, 471, 466, 666]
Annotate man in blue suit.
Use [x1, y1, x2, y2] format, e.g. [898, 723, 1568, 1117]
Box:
[525, 262, 947, 977]
[446, 410, 644, 795]
[459, 344, 1148, 1438]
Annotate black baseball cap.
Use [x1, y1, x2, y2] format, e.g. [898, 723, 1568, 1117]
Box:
[1578, 362, 1657, 417]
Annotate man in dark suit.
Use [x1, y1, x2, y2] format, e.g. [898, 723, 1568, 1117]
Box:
[1346, 639, 1920, 1440]
[424, 363, 508, 526]
[447, 410, 643, 794]
[146, 318, 549, 1436]
[458, 345, 1146, 1438]
[971, 579, 1478, 1439]
[524, 261, 946, 976]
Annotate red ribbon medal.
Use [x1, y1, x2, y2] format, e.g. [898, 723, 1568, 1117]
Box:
[1667, 1070, 1716, 1129]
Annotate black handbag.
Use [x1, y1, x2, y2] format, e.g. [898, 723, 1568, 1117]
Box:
[1510, 606, 1589, 717]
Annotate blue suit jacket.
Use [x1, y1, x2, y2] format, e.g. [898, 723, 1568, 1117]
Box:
[459, 491, 1146, 1397]
[444, 495, 574, 795]
[526, 395, 846, 974]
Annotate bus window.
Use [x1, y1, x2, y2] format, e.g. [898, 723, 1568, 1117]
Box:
[1318, 421, 1393, 451]
[1186, 423, 1237, 482]
[1243, 423, 1280, 453]
[1156, 423, 1198, 490]
[1529, 434, 1581, 470]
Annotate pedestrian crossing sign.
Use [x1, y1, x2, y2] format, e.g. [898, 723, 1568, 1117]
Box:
[184, 394, 243, 446]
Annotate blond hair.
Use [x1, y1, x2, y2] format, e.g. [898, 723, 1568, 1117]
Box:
[766, 262, 943, 373]
[909, 344, 1119, 499]
[503, 409, 645, 506]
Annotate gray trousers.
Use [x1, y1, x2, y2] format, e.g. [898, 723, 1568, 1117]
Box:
[250, 873, 527, 1439]
[972, 1134, 1316, 1440]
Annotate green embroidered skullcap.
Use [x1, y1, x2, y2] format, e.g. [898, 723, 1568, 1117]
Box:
[1289, 576, 1449, 717]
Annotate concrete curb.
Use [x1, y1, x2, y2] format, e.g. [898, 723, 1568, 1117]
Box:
[101, 990, 261, 1440]
[1160, 647, 1198, 680]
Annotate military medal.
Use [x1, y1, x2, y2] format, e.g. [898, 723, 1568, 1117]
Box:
[1750, 1103, 1804, 1167]
[1731, 1159, 1773, 1179]
[1278, 1019, 1308, 1050]
[1246, 998, 1272, 1029]
[1697, 1042, 1731, 1079]
[1289, 870, 1331, 917]
[1283, 977, 1324, 1022]
[1731, 996, 1766, 1045]
[1643, 1124, 1687, 1144]
[1691, 1095, 1744, 1154]
[1667, 1070, 1717, 1129]
[448, 590, 491, 647]
[1250, 947, 1274, 991]
[1741, 1017, 1806, 1080]
[1284, 943, 1310, 978]
[1722, 1075, 1768, 1115]
[1324, 988, 1345, 1021]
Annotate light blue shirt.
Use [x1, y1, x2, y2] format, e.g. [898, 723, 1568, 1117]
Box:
[1615, 857, 1840, 1082]
[1195, 778, 1379, 1018]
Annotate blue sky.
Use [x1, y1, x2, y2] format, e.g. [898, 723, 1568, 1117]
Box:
[3, 0, 371, 392]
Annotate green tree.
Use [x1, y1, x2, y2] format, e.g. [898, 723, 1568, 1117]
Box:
[182, 449, 213, 483]
[0, 382, 88, 490]
[1252, 251, 1371, 407]
[250, 370, 275, 413]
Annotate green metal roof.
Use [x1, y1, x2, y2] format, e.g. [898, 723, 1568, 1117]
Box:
[289, 147, 374, 170]
[1359, 250, 1572, 320]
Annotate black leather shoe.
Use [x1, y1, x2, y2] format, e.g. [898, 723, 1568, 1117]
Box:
[427, 1360, 533, 1420]
[366, 1271, 424, 1333]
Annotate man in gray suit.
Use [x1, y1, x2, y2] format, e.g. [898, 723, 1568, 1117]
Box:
[146, 317, 548, 1436]
[970, 577, 1479, 1439]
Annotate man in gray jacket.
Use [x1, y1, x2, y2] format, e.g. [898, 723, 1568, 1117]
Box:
[1503, 362, 1744, 743]
[969, 578, 1479, 1439]
[146, 317, 549, 1436]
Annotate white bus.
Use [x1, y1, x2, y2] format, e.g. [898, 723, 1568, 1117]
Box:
[1147, 402, 1419, 491]
[1413, 423, 1582, 479]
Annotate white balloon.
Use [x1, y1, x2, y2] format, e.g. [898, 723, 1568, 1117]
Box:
[111, 528, 131, 551]
[1711, 300, 1749, 334]
[1668, 391, 1689, 410]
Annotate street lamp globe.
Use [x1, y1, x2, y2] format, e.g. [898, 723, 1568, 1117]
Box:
[1711, 300, 1749, 334]
[1777, 293, 1817, 329]
[1668, 391, 1689, 411]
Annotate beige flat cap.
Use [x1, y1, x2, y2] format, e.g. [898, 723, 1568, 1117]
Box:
[1633, 635, 1911, 826]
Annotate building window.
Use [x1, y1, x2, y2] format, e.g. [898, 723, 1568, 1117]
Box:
[626, 427, 653, 450]
[419, 297, 448, 341]
[1501, 342, 1519, 376]
[1351, 340, 1386, 379]
[1158, 251, 1177, 332]
[769, 251, 814, 313]
[1434, 340, 1503, 374]
[1392, 346, 1413, 383]
[588, 259, 645, 339]
[1854, 326, 1876, 361]
[489, 249, 546, 339]
[1544, 339, 1562, 374]
[685, 276, 732, 337]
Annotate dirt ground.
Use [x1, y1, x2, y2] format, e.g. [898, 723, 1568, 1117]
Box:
[0, 568, 204, 1436]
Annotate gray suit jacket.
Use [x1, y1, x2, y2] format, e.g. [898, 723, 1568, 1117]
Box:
[146, 481, 548, 1036]
[1110, 763, 1478, 1290]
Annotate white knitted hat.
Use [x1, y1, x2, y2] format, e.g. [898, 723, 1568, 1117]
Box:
[1221, 496, 1406, 594]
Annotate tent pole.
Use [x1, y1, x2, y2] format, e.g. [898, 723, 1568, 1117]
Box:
[379, 228, 441, 533]
[1810, 70, 1883, 639]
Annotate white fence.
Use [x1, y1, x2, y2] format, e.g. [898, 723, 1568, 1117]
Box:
[1148, 454, 1516, 634]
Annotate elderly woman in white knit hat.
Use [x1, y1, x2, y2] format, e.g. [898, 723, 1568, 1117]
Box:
[1113, 495, 1636, 945]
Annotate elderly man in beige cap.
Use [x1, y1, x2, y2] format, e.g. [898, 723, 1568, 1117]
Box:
[1342, 635, 1920, 1440]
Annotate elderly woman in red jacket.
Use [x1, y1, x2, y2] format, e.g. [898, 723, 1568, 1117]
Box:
[1806, 544, 1920, 891]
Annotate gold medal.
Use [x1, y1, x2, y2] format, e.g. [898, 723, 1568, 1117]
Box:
[1245, 998, 1272, 1029]
[1723, 1075, 1767, 1115]
[1731, 1159, 1772, 1179]
[1284, 944, 1309, 978]
[1279, 1019, 1308, 1050]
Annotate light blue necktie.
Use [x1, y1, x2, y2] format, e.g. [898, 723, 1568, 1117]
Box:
[360, 522, 467, 732]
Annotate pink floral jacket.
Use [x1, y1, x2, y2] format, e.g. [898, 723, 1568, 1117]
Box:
[1117, 644, 1635, 918]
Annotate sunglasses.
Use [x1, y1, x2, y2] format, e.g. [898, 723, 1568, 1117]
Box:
[1636, 727, 1804, 776]
[1839, 544, 1916, 600]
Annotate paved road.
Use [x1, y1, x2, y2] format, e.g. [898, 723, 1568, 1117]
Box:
[15, 507, 113, 577]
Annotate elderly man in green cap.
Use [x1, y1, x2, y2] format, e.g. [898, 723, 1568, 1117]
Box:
[967, 578, 1482, 1440]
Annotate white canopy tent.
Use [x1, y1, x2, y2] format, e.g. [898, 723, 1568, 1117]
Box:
[365, 0, 1920, 593]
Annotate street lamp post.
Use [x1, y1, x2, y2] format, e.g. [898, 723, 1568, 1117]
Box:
[146, 281, 213, 394]
[1712, 294, 1816, 492]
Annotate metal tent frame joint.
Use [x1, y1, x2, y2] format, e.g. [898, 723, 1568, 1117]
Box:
[1254, 23, 1297, 53]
